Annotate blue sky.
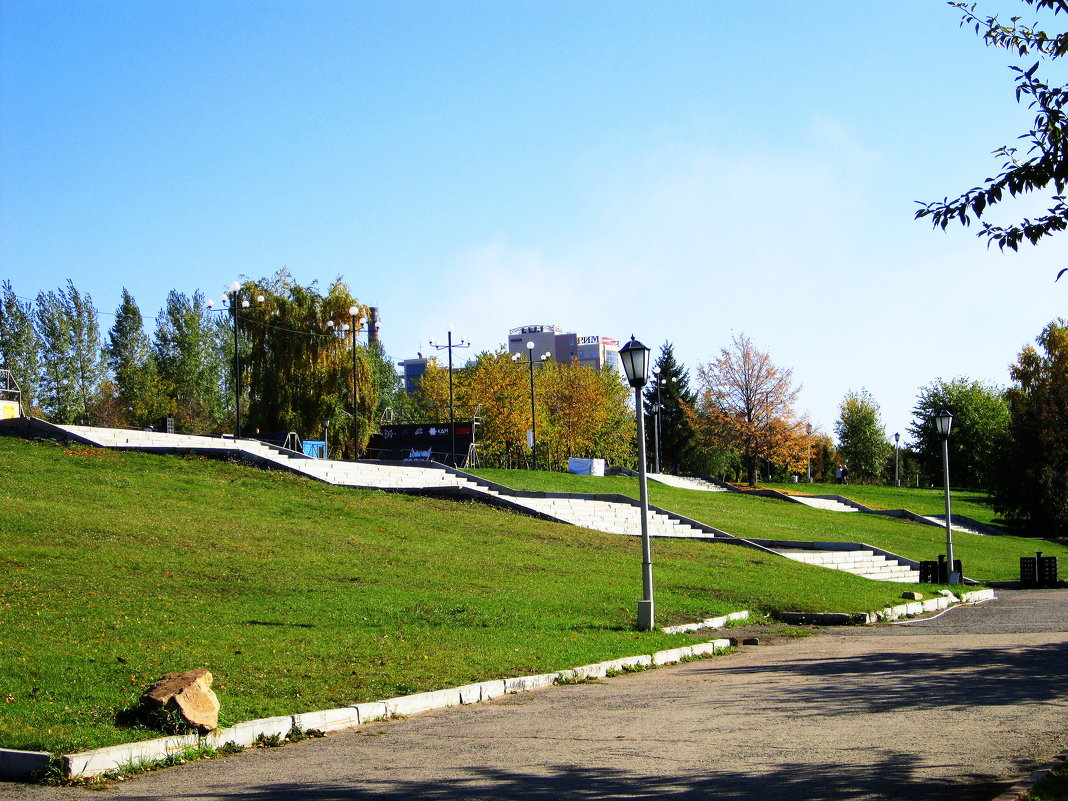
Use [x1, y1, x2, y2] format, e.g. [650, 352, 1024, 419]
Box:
[2, 1, 1065, 440]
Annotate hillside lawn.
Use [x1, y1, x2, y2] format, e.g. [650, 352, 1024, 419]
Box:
[469, 470, 1068, 584]
[0, 440, 1060, 755]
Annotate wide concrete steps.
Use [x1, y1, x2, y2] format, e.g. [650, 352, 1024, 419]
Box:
[773, 547, 919, 583]
[513, 497, 710, 539]
[791, 496, 858, 513]
[647, 473, 727, 492]
[920, 516, 985, 536]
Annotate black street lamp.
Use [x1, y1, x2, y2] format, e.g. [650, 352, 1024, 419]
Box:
[619, 335, 654, 631]
[349, 305, 360, 457]
[207, 281, 243, 439]
[894, 431, 901, 487]
[428, 326, 470, 466]
[513, 342, 552, 470]
[651, 366, 662, 475]
[934, 410, 958, 584]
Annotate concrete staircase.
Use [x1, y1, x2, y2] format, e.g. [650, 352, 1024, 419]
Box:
[791, 496, 858, 513]
[647, 473, 727, 492]
[771, 547, 919, 583]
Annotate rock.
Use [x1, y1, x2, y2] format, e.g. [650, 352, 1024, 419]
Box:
[901, 591, 924, 601]
[141, 669, 220, 733]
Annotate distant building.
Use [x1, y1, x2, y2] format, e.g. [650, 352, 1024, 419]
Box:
[398, 354, 435, 394]
[507, 324, 621, 373]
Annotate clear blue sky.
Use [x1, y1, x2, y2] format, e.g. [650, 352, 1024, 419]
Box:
[2, 0, 1065, 440]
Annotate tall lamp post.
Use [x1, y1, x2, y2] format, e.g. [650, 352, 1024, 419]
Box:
[428, 326, 469, 466]
[619, 335, 654, 631]
[207, 281, 244, 439]
[513, 342, 552, 470]
[349, 305, 360, 457]
[934, 410, 957, 584]
[651, 366, 662, 475]
[894, 432, 901, 487]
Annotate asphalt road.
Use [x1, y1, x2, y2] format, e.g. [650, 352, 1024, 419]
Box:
[4, 588, 1066, 801]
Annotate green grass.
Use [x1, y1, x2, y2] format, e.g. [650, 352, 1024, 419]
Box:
[764, 481, 1001, 527]
[1028, 763, 1068, 801]
[469, 469, 1068, 583]
[1, 438, 939, 754]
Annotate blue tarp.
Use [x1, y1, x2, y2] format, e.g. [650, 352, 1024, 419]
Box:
[302, 440, 326, 459]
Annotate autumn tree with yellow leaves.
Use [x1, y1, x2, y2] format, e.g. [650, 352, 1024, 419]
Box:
[694, 332, 809, 487]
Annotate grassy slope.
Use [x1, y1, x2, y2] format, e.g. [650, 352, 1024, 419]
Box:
[470, 470, 1068, 582]
[2, 438, 934, 754]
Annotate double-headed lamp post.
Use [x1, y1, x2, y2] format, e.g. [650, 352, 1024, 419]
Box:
[207, 281, 244, 439]
[513, 342, 552, 470]
[934, 410, 957, 584]
[894, 432, 901, 487]
[619, 335, 654, 631]
[428, 326, 470, 466]
[349, 306, 360, 457]
[651, 366, 662, 475]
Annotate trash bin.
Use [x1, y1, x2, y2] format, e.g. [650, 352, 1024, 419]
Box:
[1021, 552, 1059, 588]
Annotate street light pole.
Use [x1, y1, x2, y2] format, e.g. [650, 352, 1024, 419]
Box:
[935, 410, 957, 584]
[429, 327, 469, 466]
[619, 335, 653, 631]
[652, 366, 661, 475]
[229, 281, 242, 439]
[349, 305, 360, 458]
[894, 431, 900, 487]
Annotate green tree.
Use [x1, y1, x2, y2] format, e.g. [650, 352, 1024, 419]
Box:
[835, 389, 891, 484]
[154, 290, 226, 433]
[907, 377, 1010, 489]
[992, 318, 1068, 535]
[916, 1, 1068, 276]
[35, 280, 106, 424]
[0, 281, 43, 412]
[644, 343, 700, 475]
[106, 289, 169, 427]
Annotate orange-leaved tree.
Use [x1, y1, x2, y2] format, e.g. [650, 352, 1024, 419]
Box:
[694, 332, 808, 487]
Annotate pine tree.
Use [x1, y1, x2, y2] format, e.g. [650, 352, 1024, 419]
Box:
[154, 290, 226, 433]
[643, 343, 699, 475]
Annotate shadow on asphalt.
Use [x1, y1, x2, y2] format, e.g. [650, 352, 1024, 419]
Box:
[113, 757, 1011, 801]
[692, 639, 1068, 716]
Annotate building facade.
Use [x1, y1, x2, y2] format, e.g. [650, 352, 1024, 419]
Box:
[507, 325, 620, 373]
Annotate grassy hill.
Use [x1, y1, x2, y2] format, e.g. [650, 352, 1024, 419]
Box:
[1, 438, 1057, 754]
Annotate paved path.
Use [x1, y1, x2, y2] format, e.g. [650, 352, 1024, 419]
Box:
[4, 589, 1066, 801]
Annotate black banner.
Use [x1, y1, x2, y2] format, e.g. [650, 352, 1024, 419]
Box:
[366, 421, 475, 463]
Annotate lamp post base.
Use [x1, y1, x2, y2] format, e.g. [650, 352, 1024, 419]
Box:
[637, 600, 654, 631]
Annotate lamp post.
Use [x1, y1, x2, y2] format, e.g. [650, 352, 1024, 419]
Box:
[651, 366, 662, 475]
[934, 410, 957, 584]
[619, 335, 654, 631]
[513, 342, 551, 470]
[428, 326, 469, 466]
[894, 432, 901, 487]
[349, 305, 360, 457]
[207, 281, 244, 439]
[806, 423, 813, 483]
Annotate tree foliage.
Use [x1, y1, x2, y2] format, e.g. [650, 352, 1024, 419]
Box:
[0, 281, 43, 412]
[34, 281, 106, 424]
[694, 332, 807, 487]
[240, 272, 373, 456]
[991, 318, 1068, 534]
[154, 290, 226, 433]
[644, 343, 701, 475]
[916, 0, 1068, 274]
[835, 389, 891, 484]
[907, 377, 1010, 489]
[106, 289, 169, 427]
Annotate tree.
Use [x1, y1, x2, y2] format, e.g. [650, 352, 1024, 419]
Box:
[916, 1, 1068, 276]
[991, 318, 1068, 535]
[694, 332, 807, 487]
[835, 389, 891, 484]
[461, 350, 534, 467]
[106, 289, 169, 427]
[154, 290, 226, 433]
[542, 357, 632, 469]
[644, 343, 700, 475]
[35, 280, 106, 424]
[0, 281, 43, 413]
[907, 377, 1010, 489]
